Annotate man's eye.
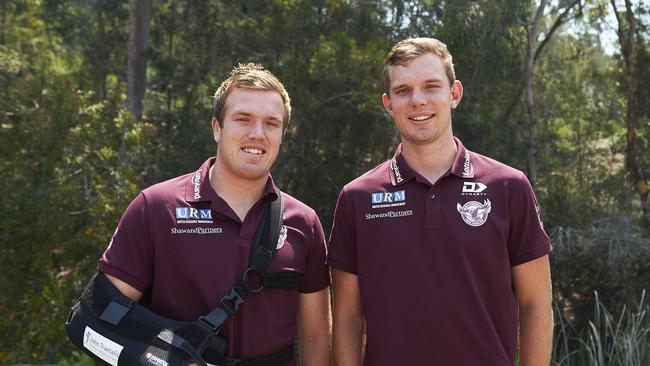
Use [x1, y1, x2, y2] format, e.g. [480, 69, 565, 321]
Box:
[395, 89, 408, 95]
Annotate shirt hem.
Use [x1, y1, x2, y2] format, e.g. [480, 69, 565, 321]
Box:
[511, 241, 553, 267]
[97, 263, 149, 293]
[327, 259, 357, 275]
[299, 280, 331, 294]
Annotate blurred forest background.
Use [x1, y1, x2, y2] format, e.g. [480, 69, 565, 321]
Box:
[1, 0, 649, 364]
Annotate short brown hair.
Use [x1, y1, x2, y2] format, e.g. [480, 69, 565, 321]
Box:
[212, 63, 291, 132]
[383, 38, 456, 93]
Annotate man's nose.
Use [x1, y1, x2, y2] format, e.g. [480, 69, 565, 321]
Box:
[248, 120, 265, 139]
[411, 88, 427, 106]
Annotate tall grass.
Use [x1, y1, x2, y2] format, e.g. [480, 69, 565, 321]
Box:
[553, 290, 650, 366]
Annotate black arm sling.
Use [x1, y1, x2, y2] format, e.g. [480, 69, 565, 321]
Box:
[66, 192, 301, 365]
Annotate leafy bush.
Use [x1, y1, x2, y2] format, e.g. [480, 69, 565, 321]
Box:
[550, 215, 650, 332]
[0, 77, 155, 363]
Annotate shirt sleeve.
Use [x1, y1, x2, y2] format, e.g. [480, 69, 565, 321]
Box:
[327, 187, 358, 274]
[98, 192, 154, 293]
[507, 173, 553, 266]
[298, 211, 331, 293]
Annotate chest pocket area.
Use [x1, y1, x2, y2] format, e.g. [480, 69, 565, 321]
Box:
[356, 213, 421, 279]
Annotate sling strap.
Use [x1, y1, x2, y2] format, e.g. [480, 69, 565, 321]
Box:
[199, 190, 285, 332]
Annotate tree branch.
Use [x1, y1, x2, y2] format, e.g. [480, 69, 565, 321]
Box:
[309, 92, 354, 113]
[534, 0, 583, 62]
[610, 0, 625, 49]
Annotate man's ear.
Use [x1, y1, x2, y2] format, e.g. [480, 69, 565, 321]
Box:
[450, 80, 463, 109]
[211, 117, 221, 144]
[382, 93, 394, 117]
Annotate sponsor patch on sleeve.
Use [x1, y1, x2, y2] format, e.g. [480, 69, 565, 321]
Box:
[535, 204, 544, 229]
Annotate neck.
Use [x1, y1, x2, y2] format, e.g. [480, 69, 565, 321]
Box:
[401, 135, 457, 185]
[209, 159, 268, 219]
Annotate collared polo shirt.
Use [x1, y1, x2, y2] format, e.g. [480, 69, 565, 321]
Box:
[99, 157, 330, 361]
[328, 138, 552, 366]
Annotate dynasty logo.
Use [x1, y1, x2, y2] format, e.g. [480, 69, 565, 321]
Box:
[462, 181, 487, 195]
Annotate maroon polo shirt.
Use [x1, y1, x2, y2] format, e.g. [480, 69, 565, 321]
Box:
[99, 157, 330, 362]
[328, 138, 552, 365]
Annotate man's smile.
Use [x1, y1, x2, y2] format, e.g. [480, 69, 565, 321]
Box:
[241, 146, 266, 155]
[408, 113, 435, 122]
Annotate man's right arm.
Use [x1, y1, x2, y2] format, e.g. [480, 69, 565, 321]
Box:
[105, 273, 143, 302]
[332, 268, 364, 366]
[99, 193, 153, 302]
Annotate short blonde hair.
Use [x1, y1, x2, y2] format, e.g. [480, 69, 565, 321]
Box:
[383, 38, 456, 93]
[212, 63, 292, 132]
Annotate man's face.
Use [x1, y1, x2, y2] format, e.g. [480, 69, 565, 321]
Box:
[212, 88, 284, 181]
[382, 53, 462, 147]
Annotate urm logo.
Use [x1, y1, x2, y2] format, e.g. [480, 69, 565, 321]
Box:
[372, 190, 406, 204]
[176, 207, 212, 221]
[176, 207, 189, 219]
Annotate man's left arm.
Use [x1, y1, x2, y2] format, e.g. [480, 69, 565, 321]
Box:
[297, 288, 332, 366]
[512, 254, 553, 366]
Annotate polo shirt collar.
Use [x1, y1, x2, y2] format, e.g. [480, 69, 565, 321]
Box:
[389, 144, 416, 186]
[185, 157, 279, 202]
[449, 137, 475, 179]
[389, 137, 475, 186]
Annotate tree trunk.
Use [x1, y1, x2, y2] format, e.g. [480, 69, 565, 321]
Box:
[96, 0, 108, 100]
[524, 0, 548, 190]
[611, 0, 650, 227]
[126, 0, 153, 120]
[0, 1, 6, 46]
[524, 0, 582, 190]
[166, 8, 175, 114]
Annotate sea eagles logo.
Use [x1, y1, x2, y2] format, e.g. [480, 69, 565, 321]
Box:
[276, 225, 288, 249]
[456, 199, 491, 227]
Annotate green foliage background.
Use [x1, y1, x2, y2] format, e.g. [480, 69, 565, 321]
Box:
[0, 0, 649, 363]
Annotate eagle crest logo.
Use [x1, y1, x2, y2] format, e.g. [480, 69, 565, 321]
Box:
[276, 225, 288, 249]
[457, 199, 491, 227]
